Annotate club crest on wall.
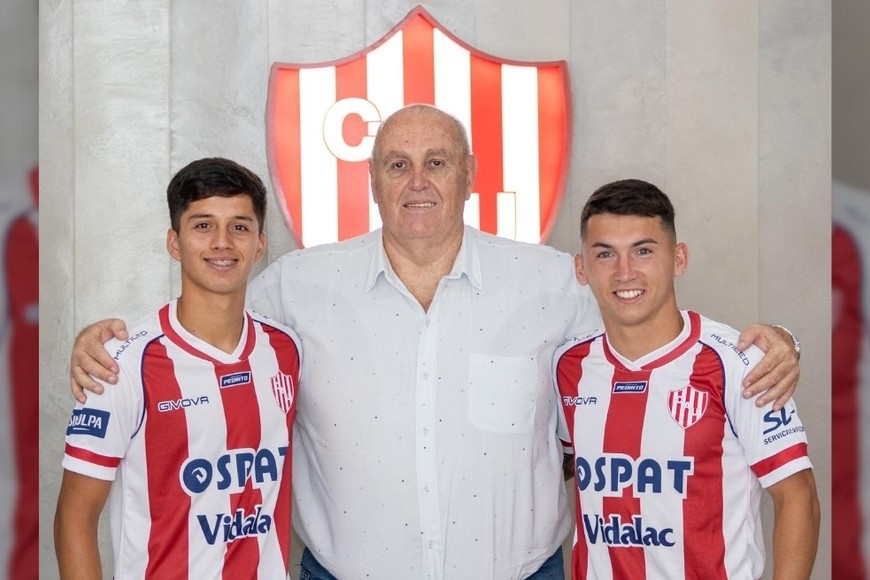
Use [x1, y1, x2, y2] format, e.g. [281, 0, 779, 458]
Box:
[267, 5, 571, 248]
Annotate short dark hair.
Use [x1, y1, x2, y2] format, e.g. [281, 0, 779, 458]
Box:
[167, 157, 267, 232]
[580, 179, 676, 240]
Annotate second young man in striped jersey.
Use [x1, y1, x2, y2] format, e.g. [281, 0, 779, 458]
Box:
[555, 179, 819, 579]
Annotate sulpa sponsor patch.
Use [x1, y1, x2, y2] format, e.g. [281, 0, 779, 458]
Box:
[66, 408, 110, 438]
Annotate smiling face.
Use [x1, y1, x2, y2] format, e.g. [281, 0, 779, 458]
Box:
[369, 106, 477, 249]
[167, 194, 265, 301]
[576, 213, 687, 334]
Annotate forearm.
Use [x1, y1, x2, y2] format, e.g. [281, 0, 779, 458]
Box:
[771, 471, 820, 580]
[54, 471, 111, 580]
[54, 509, 103, 580]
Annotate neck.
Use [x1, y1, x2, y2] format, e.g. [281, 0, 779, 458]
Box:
[175, 291, 247, 354]
[605, 308, 685, 362]
[382, 227, 464, 311]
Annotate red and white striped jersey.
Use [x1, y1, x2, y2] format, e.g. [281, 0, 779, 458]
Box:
[62, 300, 301, 579]
[554, 310, 812, 579]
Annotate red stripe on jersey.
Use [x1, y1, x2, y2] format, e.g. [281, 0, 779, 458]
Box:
[63, 444, 121, 468]
[262, 323, 302, 567]
[402, 13, 435, 105]
[603, 366, 651, 578]
[831, 225, 868, 578]
[143, 340, 192, 578]
[335, 56, 370, 240]
[750, 443, 809, 479]
[6, 214, 38, 579]
[216, 355, 263, 578]
[681, 344, 728, 579]
[470, 55, 503, 234]
[555, 340, 593, 578]
[269, 66, 303, 244]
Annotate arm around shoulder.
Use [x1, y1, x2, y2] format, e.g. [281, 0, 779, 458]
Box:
[54, 470, 113, 580]
[70, 318, 129, 402]
[767, 468, 820, 580]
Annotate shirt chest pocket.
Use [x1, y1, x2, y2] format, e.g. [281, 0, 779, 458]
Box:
[467, 354, 538, 435]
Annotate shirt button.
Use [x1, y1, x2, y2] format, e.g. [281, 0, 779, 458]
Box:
[425, 318, 431, 327]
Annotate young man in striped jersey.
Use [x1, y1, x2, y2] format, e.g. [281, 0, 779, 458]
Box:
[54, 158, 302, 579]
[555, 179, 819, 579]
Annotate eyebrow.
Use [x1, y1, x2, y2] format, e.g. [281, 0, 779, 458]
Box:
[381, 148, 453, 161]
[590, 238, 659, 249]
[186, 213, 256, 222]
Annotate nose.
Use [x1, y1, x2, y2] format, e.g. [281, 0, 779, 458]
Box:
[408, 164, 427, 191]
[211, 227, 233, 249]
[615, 255, 634, 281]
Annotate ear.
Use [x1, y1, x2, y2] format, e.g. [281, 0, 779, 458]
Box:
[166, 228, 181, 262]
[369, 159, 380, 205]
[465, 155, 478, 200]
[674, 242, 688, 277]
[255, 231, 266, 263]
[574, 252, 589, 286]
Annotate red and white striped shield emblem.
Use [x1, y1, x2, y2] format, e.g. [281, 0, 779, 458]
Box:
[271, 371, 296, 415]
[267, 6, 571, 248]
[667, 384, 709, 429]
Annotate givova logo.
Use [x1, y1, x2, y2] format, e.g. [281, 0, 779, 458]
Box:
[66, 408, 110, 438]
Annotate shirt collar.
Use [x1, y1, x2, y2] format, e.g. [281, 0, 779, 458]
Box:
[365, 226, 483, 291]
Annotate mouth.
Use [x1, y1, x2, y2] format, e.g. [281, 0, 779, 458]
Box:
[403, 201, 436, 209]
[614, 289, 644, 300]
[205, 258, 238, 269]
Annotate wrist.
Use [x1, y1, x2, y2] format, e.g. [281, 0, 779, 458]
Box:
[771, 324, 801, 360]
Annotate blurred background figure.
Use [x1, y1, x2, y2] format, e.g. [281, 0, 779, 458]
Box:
[0, 168, 38, 580]
[0, 0, 37, 578]
[833, 0, 870, 578]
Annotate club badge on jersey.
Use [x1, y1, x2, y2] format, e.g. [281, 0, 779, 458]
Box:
[667, 384, 709, 429]
[266, 6, 571, 247]
[270, 371, 296, 415]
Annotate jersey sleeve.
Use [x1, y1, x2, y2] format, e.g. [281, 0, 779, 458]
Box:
[726, 346, 813, 488]
[61, 349, 143, 481]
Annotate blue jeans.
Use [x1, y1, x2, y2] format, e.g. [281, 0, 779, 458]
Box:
[299, 546, 564, 580]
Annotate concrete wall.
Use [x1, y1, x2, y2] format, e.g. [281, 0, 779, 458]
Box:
[39, 1, 831, 577]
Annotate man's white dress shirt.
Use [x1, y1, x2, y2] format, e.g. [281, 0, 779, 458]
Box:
[249, 226, 599, 579]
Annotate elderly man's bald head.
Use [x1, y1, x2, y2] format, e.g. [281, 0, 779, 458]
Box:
[370, 104, 471, 164]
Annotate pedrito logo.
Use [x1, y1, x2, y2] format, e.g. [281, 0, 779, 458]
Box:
[220, 371, 251, 389]
[267, 6, 570, 247]
[613, 381, 647, 394]
[66, 408, 110, 438]
[180, 446, 288, 496]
